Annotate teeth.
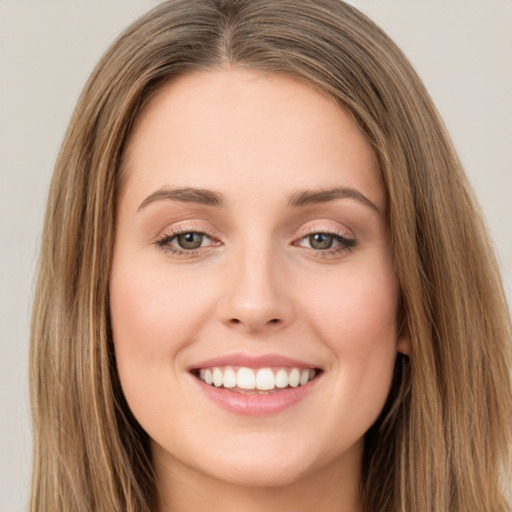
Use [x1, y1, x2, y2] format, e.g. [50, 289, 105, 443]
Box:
[196, 366, 318, 391]
[256, 368, 275, 390]
[237, 367, 256, 390]
[212, 367, 223, 387]
[275, 368, 288, 388]
[223, 367, 237, 388]
[288, 368, 300, 387]
[300, 369, 310, 386]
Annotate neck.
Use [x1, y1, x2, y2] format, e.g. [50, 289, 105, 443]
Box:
[152, 443, 363, 512]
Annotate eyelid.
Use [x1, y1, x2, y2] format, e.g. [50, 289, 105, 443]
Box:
[153, 221, 222, 257]
[292, 222, 357, 256]
[153, 220, 356, 258]
[153, 220, 218, 241]
[296, 221, 354, 240]
[295, 232, 355, 249]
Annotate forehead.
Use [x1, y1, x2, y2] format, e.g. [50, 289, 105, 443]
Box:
[121, 67, 384, 210]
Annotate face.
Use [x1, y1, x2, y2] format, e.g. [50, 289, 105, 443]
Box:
[110, 68, 409, 490]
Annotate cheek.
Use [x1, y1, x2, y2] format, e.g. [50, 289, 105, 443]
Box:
[110, 258, 214, 355]
[298, 268, 400, 426]
[109, 258, 216, 415]
[302, 266, 400, 349]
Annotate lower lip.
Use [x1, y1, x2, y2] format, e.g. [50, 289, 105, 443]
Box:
[191, 373, 321, 416]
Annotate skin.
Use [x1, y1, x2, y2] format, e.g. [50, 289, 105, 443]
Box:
[110, 68, 410, 512]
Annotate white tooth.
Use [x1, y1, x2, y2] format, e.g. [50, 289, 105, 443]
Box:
[237, 367, 256, 390]
[199, 369, 206, 380]
[204, 369, 213, 385]
[275, 368, 289, 388]
[309, 369, 316, 380]
[288, 368, 300, 387]
[212, 367, 223, 387]
[256, 368, 275, 391]
[223, 367, 237, 388]
[300, 369, 310, 386]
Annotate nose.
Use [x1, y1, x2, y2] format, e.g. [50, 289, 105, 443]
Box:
[218, 245, 294, 334]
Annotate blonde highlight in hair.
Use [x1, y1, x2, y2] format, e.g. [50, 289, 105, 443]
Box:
[30, 1, 512, 511]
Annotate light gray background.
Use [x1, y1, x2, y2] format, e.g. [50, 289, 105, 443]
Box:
[1, 1, 511, 510]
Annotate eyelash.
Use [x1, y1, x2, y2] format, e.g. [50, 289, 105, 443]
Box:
[154, 228, 357, 258]
[155, 227, 216, 257]
[294, 228, 356, 257]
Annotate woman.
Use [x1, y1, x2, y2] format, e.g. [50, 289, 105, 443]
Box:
[30, 1, 512, 511]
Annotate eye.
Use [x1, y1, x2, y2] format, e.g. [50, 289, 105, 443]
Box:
[174, 232, 205, 250]
[307, 233, 336, 250]
[296, 231, 356, 254]
[155, 230, 217, 255]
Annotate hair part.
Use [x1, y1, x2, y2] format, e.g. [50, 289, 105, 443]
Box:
[30, 1, 512, 511]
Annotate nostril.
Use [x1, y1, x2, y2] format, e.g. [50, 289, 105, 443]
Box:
[225, 316, 284, 330]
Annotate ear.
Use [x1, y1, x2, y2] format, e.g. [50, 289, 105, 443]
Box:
[396, 318, 411, 355]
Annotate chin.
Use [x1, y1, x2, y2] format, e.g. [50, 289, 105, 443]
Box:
[152, 433, 325, 490]
[198, 455, 315, 489]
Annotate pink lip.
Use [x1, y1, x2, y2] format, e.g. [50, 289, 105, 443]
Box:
[189, 352, 321, 371]
[191, 373, 321, 416]
[187, 352, 323, 416]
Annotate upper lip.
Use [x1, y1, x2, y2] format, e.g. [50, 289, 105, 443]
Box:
[188, 353, 322, 371]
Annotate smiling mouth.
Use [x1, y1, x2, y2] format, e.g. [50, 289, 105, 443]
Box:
[191, 366, 322, 394]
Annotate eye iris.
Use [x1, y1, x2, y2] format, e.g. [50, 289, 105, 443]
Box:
[309, 233, 333, 250]
[177, 232, 203, 249]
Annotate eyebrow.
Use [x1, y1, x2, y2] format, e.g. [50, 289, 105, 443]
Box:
[287, 186, 381, 213]
[137, 187, 225, 211]
[137, 185, 380, 214]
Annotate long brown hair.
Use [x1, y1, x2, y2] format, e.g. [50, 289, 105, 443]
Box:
[30, 1, 512, 510]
